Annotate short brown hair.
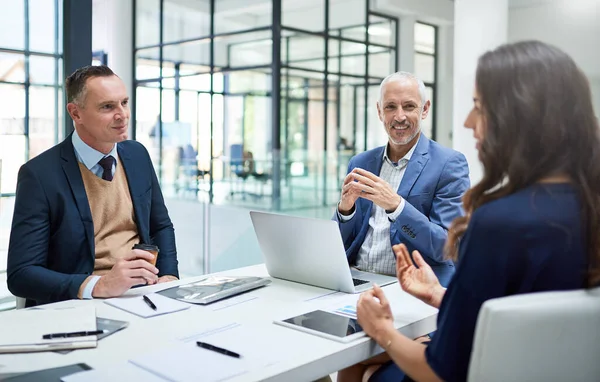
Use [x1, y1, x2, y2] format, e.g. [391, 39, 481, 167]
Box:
[65, 65, 115, 105]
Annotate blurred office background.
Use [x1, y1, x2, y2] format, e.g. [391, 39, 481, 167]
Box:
[1, 0, 599, 308]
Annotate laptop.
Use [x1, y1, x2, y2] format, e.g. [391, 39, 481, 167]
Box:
[249, 211, 397, 293]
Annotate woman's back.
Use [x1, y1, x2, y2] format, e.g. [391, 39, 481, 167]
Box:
[425, 183, 587, 382]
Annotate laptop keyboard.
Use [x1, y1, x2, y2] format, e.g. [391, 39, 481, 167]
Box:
[352, 278, 370, 286]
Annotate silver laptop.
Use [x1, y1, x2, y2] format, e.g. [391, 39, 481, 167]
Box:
[249, 211, 397, 293]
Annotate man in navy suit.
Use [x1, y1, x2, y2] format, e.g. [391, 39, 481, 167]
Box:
[334, 72, 469, 286]
[7, 65, 179, 307]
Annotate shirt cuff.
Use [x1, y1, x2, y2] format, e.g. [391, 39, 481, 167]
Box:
[337, 204, 356, 222]
[82, 276, 101, 299]
[386, 198, 405, 222]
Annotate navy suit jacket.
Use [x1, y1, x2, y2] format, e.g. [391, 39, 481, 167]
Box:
[334, 134, 469, 286]
[7, 136, 179, 306]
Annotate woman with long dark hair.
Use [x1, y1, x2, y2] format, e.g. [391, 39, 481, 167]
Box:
[339, 40, 600, 382]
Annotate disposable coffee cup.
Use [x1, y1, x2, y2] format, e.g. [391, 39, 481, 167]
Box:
[132, 243, 159, 266]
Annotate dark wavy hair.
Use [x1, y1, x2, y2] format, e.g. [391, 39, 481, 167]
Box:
[444, 41, 600, 287]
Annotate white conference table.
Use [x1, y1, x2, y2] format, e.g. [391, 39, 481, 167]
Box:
[0, 264, 438, 382]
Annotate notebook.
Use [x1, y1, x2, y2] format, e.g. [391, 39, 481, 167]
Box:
[0, 306, 98, 353]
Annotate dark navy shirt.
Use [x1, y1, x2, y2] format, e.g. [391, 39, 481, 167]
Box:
[425, 184, 588, 382]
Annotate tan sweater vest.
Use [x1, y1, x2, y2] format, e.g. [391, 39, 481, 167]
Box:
[78, 160, 139, 276]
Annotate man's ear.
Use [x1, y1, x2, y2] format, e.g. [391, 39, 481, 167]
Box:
[376, 102, 383, 122]
[66, 103, 81, 122]
[421, 100, 431, 120]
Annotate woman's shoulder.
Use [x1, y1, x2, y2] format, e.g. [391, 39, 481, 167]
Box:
[472, 183, 579, 225]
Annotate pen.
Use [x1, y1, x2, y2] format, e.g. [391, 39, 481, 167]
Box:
[42, 330, 106, 339]
[196, 341, 241, 358]
[143, 295, 157, 311]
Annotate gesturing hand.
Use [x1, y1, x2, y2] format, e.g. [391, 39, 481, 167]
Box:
[357, 285, 395, 344]
[394, 244, 445, 308]
[338, 172, 362, 214]
[92, 249, 159, 298]
[350, 168, 402, 211]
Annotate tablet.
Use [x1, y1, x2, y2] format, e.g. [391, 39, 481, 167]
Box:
[274, 310, 366, 343]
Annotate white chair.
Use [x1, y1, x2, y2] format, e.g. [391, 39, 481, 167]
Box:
[468, 286, 600, 382]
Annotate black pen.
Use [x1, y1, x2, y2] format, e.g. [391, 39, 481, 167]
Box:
[42, 330, 106, 339]
[143, 295, 157, 311]
[196, 341, 241, 358]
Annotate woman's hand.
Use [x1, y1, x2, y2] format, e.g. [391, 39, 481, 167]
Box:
[357, 285, 396, 345]
[394, 244, 445, 308]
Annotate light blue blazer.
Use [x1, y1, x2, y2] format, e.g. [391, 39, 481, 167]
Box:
[334, 134, 470, 286]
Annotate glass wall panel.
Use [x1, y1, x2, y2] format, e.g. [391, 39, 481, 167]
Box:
[29, 55, 57, 85]
[0, 84, 26, 194]
[414, 23, 436, 54]
[136, 0, 161, 47]
[163, 39, 210, 68]
[217, 30, 273, 69]
[135, 50, 161, 80]
[29, 86, 57, 158]
[0, 0, 25, 50]
[414, 53, 435, 83]
[329, 0, 366, 33]
[215, 1, 271, 35]
[29, 0, 57, 53]
[283, 32, 325, 72]
[135, 84, 161, 167]
[163, 0, 210, 44]
[282, 0, 324, 32]
[0, 53, 26, 83]
[368, 15, 396, 47]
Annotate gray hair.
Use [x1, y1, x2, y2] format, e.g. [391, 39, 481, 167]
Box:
[378, 71, 428, 105]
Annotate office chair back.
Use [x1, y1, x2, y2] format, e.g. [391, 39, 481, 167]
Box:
[468, 286, 600, 382]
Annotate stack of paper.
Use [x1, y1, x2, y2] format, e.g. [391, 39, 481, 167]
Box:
[0, 306, 98, 353]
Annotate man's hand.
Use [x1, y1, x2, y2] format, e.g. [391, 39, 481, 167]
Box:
[357, 285, 395, 345]
[92, 250, 159, 298]
[349, 168, 402, 211]
[157, 275, 179, 283]
[394, 244, 445, 308]
[338, 171, 362, 214]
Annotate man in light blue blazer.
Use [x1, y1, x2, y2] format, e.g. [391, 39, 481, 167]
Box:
[334, 72, 469, 286]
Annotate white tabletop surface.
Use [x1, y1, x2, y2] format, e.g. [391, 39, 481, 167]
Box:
[0, 265, 438, 381]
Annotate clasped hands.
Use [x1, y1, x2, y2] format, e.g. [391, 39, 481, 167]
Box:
[338, 168, 402, 214]
[92, 249, 178, 298]
[356, 244, 444, 344]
